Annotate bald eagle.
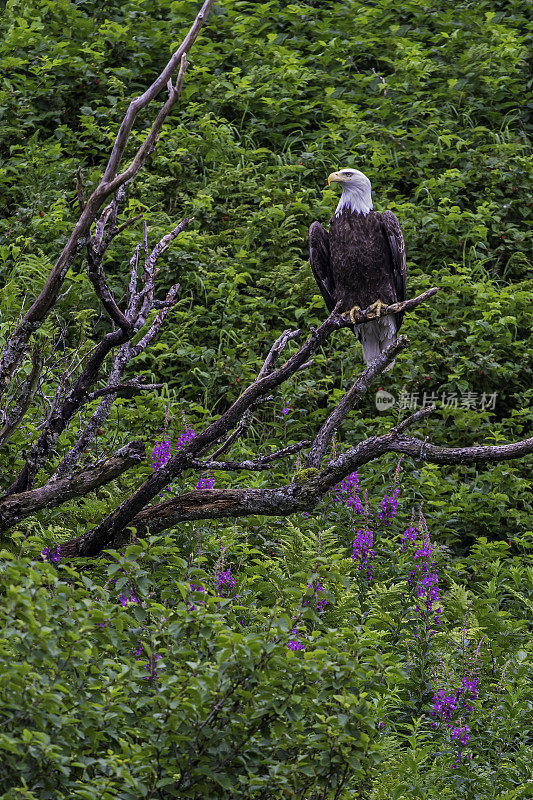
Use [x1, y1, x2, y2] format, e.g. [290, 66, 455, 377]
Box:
[309, 168, 406, 370]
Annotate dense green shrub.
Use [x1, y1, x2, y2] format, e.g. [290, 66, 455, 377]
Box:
[0, 541, 395, 798]
[1, 497, 532, 797]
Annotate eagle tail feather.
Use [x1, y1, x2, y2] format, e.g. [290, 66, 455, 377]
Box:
[356, 318, 397, 372]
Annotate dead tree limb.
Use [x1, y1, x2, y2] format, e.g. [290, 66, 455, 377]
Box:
[0, 441, 145, 531]
[0, 347, 43, 449]
[52, 286, 532, 559]
[0, 0, 215, 399]
[189, 441, 312, 472]
[1, 1, 530, 561]
[57, 431, 533, 554]
[1, 280, 532, 557]
[305, 335, 409, 469]
[1, 217, 189, 497]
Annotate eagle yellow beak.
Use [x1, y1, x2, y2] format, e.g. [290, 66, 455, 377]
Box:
[327, 171, 342, 185]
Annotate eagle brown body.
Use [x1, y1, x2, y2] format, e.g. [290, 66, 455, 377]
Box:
[309, 169, 407, 368]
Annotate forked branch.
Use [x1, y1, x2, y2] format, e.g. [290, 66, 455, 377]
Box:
[0, 0, 215, 399]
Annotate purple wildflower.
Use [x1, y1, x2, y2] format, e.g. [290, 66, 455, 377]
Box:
[151, 439, 171, 471]
[430, 673, 479, 766]
[352, 528, 375, 580]
[196, 475, 215, 490]
[403, 526, 441, 633]
[176, 425, 195, 450]
[431, 689, 457, 724]
[451, 725, 470, 747]
[287, 629, 305, 651]
[303, 579, 327, 613]
[281, 401, 291, 415]
[151, 439, 173, 494]
[135, 640, 162, 681]
[401, 526, 419, 549]
[143, 654, 162, 681]
[118, 589, 138, 606]
[216, 568, 236, 597]
[410, 536, 442, 631]
[42, 544, 61, 564]
[189, 582, 206, 611]
[333, 471, 363, 513]
[377, 486, 399, 524]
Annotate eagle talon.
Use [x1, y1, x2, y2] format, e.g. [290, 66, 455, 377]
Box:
[364, 299, 388, 319]
[348, 304, 362, 324]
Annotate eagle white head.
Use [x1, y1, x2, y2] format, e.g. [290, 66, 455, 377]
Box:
[327, 168, 373, 217]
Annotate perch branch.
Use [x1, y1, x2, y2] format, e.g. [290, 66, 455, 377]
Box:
[340, 287, 439, 326]
[54, 288, 448, 555]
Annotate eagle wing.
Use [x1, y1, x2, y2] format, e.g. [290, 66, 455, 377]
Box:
[381, 210, 407, 328]
[309, 221, 335, 312]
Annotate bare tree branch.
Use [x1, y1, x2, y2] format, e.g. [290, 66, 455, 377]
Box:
[86, 380, 164, 402]
[3, 215, 188, 495]
[54, 289, 455, 556]
[0, 441, 145, 532]
[387, 434, 533, 464]
[2, 327, 129, 496]
[0, 347, 43, 449]
[86, 248, 132, 334]
[343, 286, 439, 325]
[67, 431, 531, 550]
[49, 342, 133, 481]
[0, 0, 215, 399]
[190, 441, 312, 471]
[306, 335, 409, 468]
[201, 328, 301, 460]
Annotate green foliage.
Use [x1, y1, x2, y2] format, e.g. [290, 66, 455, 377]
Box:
[2, 504, 533, 798]
[0, 541, 395, 798]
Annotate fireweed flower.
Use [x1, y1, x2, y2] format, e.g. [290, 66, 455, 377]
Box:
[287, 630, 305, 651]
[151, 439, 171, 471]
[377, 486, 400, 524]
[333, 471, 363, 513]
[42, 544, 61, 564]
[143, 654, 162, 681]
[430, 673, 479, 767]
[118, 589, 138, 606]
[411, 537, 442, 632]
[403, 526, 441, 633]
[302, 579, 327, 613]
[401, 526, 419, 549]
[216, 568, 236, 598]
[196, 475, 215, 490]
[151, 438, 173, 495]
[176, 425, 195, 450]
[133, 640, 162, 681]
[352, 528, 375, 580]
[189, 582, 206, 611]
